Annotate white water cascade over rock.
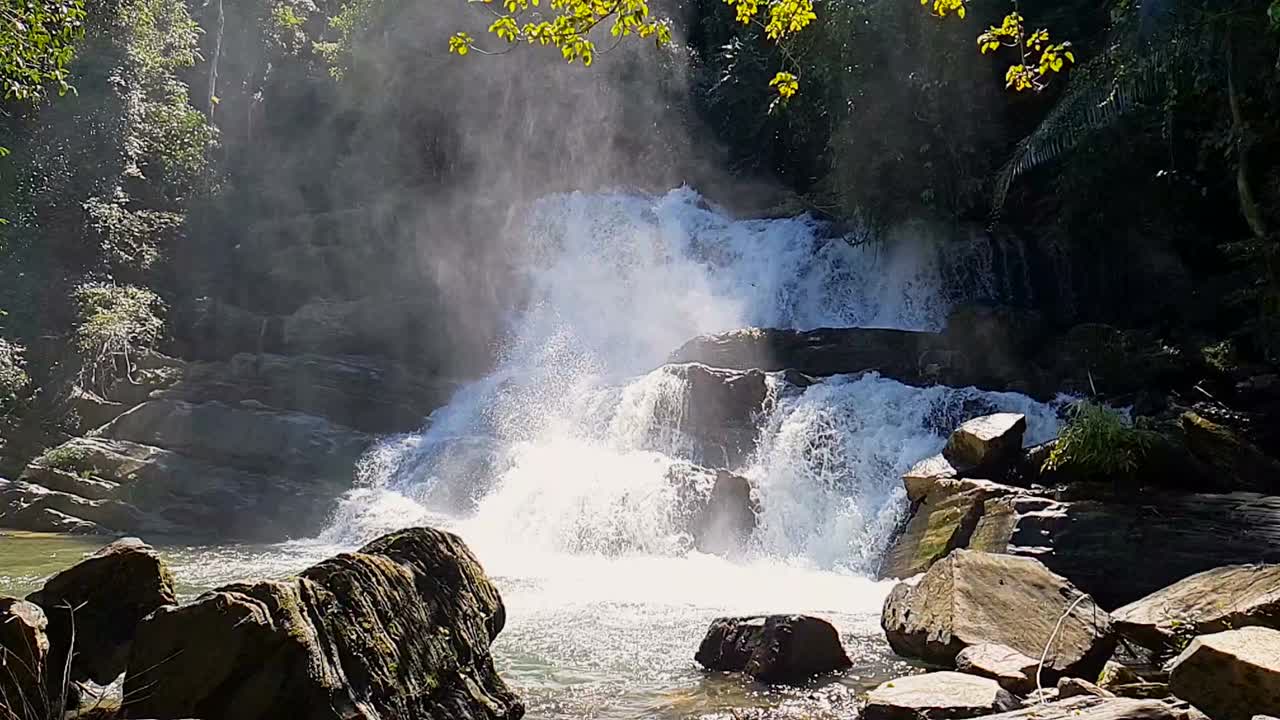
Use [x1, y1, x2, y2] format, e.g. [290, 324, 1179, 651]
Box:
[320, 187, 1060, 719]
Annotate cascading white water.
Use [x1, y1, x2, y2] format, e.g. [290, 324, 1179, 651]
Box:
[320, 187, 1060, 719]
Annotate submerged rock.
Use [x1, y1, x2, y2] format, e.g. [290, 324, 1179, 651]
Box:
[28, 537, 176, 685]
[694, 615, 851, 684]
[1167, 626, 1280, 720]
[955, 643, 1041, 695]
[863, 671, 1021, 720]
[123, 527, 523, 720]
[1113, 563, 1280, 653]
[882, 550, 1115, 681]
[0, 597, 50, 716]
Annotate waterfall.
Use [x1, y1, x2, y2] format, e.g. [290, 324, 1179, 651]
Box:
[321, 187, 1058, 575]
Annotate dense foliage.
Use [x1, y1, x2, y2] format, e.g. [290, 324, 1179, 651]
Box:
[1044, 400, 1157, 478]
[0, 0, 86, 103]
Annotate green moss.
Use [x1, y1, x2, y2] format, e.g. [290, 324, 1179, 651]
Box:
[38, 444, 97, 476]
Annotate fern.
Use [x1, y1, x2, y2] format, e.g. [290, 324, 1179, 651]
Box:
[992, 1, 1229, 212]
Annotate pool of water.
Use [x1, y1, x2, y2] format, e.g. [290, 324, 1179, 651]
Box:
[0, 531, 915, 719]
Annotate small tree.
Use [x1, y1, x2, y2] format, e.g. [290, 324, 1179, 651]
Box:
[72, 283, 165, 388]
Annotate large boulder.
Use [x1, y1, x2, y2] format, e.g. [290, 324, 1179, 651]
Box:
[123, 527, 523, 720]
[0, 598, 49, 717]
[882, 550, 1115, 681]
[955, 643, 1041, 695]
[862, 671, 1021, 720]
[26, 538, 176, 685]
[694, 615, 851, 684]
[1113, 563, 1280, 653]
[943, 414, 1027, 469]
[666, 463, 758, 554]
[1167, 626, 1280, 720]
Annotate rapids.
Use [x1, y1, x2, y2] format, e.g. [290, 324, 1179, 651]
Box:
[315, 188, 1061, 718]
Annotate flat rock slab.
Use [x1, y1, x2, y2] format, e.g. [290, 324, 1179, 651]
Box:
[1114, 563, 1280, 651]
[974, 695, 1191, 719]
[1168, 626, 1280, 720]
[863, 671, 1021, 719]
[944, 413, 1027, 469]
[695, 615, 851, 684]
[955, 643, 1040, 694]
[882, 550, 1115, 680]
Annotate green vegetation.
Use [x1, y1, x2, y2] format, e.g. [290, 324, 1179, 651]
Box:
[0, 339, 30, 416]
[73, 283, 165, 385]
[1044, 401, 1158, 479]
[0, 0, 86, 103]
[37, 443, 94, 475]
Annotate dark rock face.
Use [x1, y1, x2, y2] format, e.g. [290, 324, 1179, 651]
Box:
[27, 538, 176, 685]
[667, 463, 759, 554]
[1180, 411, 1280, 494]
[694, 615, 851, 684]
[0, 597, 50, 717]
[658, 363, 774, 469]
[882, 550, 1115, 681]
[1167, 626, 1280, 720]
[1, 433, 364, 540]
[162, 352, 459, 435]
[863, 671, 1021, 720]
[1113, 563, 1280, 653]
[123, 527, 523, 720]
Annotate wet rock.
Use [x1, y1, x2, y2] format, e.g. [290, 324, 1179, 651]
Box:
[124, 527, 523, 720]
[955, 643, 1040, 695]
[1113, 563, 1280, 653]
[974, 695, 1189, 719]
[1058, 677, 1115, 699]
[658, 363, 771, 469]
[882, 550, 1115, 681]
[1167, 626, 1280, 720]
[944, 413, 1027, 470]
[862, 671, 1021, 719]
[0, 597, 49, 717]
[880, 479, 1022, 579]
[694, 615, 851, 684]
[667, 463, 758, 554]
[28, 538, 176, 684]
